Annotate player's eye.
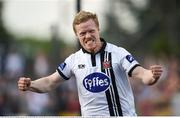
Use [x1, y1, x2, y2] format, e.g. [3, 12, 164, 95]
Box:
[79, 32, 86, 37]
[89, 30, 95, 33]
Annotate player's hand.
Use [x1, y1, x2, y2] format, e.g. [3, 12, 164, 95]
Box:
[18, 77, 31, 91]
[149, 65, 163, 85]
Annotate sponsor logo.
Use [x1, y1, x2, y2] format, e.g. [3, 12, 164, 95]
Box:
[126, 55, 135, 63]
[59, 62, 66, 70]
[83, 72, 110, 93]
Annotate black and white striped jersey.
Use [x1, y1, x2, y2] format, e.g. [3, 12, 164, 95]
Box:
[57, 39, 139, 116]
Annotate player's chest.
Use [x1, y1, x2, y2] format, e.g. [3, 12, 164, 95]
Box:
[73, 53, 121, 96]
[74, 53, 119, 74]
[74, 53, 119, 90]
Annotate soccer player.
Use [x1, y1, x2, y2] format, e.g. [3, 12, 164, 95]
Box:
[18, 11, 163, 116]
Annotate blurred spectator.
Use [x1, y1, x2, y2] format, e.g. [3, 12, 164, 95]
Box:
[25, 92, 50, 115]
[169, 58, 180, 116]
[22, 50, 52, 115]
[55, 79, 80, 116]
[33, 50, 49, 78]
[171, 86, 180, 116]
[5, 48, 25, 79]
[65, 90, 80, 115]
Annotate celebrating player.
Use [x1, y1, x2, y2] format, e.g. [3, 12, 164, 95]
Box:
[18, 11, 163, 116]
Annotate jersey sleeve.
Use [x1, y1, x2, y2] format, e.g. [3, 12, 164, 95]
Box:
[118, 47, 140, 77]
[56, 54, 74, 80]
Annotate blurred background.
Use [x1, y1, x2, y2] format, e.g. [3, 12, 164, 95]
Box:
[0, 0, 180, 116]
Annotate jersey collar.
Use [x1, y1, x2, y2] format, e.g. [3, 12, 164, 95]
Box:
[81, 38, 107, 54]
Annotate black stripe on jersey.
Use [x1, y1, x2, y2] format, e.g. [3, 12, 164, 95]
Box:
[105, 88, 115, 116]
[128, 64, 141, 77]
[100, 51, 115, 116]
[108, 52, 123, 116]
[109, 85, 118, 115]
[91, 54, 96, 67]
[56, 68, 69, 80]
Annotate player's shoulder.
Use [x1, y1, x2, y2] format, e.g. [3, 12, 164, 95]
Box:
[106, 42, 127, 53]
[66, 49, 83, 60]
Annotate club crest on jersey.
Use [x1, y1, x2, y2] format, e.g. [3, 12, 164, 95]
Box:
[83, 72, 110, 93]
[126, 55, 135, 63]
[59, 62, 66, 70]
[103, 60, 111, 69]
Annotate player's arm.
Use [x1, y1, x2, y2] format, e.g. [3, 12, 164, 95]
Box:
[131, 65, 163, 85]
[18, 71, 64, 93]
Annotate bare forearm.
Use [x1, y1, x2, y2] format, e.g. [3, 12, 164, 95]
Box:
[132, 66, 161, 85]
[18, 72, 62, 93]
[29, 77, 52, 93]
[29, 72, 62, 93]
[140, 69, 156, 85]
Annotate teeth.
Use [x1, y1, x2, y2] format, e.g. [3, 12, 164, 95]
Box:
[85, 39, 92, 44]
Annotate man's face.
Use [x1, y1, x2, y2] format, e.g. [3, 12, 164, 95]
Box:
[75, 19, 101, 53]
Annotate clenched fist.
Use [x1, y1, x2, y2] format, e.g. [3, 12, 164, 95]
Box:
[18, 77, 31, 91]
[150, 65, 163, 79]
[149, 65, 163, 85]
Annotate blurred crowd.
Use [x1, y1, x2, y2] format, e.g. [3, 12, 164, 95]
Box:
[0, 47, 180, 116]
[0, 48, 80, 116]
[131, 55, 180, 116]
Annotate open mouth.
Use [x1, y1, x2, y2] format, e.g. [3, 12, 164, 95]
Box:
[85, 39, 95, 44]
